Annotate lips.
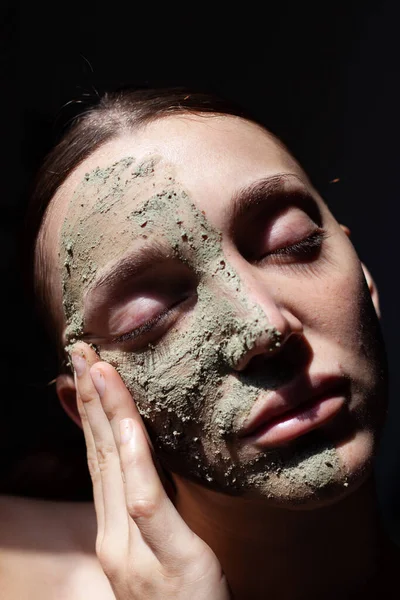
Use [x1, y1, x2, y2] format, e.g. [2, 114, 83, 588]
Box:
[238, 375, 348, 447]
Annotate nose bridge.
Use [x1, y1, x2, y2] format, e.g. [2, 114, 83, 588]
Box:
[237, 264, 291, 336]
[210, 256, 303, 370]
[226, 256, 292, 331]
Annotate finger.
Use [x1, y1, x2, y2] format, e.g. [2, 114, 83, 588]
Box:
[75, 392, 105, 542]
[71, 342, 129, 548]
[119, 417, 198, 565]
[57, 369, 105, 534]
[89, 361, 153, 447]
[89, 362, 169, 489]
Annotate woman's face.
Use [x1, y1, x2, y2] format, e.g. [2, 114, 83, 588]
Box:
[47, 114, 387, 506]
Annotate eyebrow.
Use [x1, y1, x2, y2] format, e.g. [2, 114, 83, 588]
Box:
[84, 239, 172, 307]
[84, 173, 314, 314]
[228, 172, 311, 229]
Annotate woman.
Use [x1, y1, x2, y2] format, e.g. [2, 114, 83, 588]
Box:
[1, 87, 398, 599]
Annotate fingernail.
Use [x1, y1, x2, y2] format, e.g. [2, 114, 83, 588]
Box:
[120, 418, 134, 444]
[71, 352, 86, 377]
[91, 367, 106, 398]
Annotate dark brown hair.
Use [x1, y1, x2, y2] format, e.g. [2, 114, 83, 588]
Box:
[26, 86, 277, 356]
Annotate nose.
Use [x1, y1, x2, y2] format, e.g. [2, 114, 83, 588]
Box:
[227, 274, 304, 372]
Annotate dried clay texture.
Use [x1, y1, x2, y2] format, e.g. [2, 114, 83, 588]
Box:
[61, 155, 341, 500]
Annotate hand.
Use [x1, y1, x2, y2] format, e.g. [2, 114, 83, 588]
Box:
[71, 342, 231, 600]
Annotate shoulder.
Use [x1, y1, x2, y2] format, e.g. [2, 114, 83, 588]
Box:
[0, 495, 114, 599]
[0, 494, 96, 552]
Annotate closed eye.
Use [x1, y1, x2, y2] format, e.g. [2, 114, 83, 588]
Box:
[82, 256, 197, 351]
[262, 228, 328, 263]
[105, 294, 195, 350]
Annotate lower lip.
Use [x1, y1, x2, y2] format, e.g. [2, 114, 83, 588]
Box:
[241, 395, 346, 448]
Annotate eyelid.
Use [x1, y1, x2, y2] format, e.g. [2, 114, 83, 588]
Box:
[236, 197, 323, 261]
[229, 176, 321, 235]
[84, 256, 196, 331]
[256, 228, 328, 265]
[270, 227, 326, 253]
[109, 294, 195, 348]
[111, 305, 172, 344]
[265, 203, 318, 241]
[109, 296, 167, 338]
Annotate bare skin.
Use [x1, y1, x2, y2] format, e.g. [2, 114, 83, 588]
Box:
[2, 114, 398, 599]
[0, 495, 114, 599]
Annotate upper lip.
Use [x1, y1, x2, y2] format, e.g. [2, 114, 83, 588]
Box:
[238, 374, 348, 438]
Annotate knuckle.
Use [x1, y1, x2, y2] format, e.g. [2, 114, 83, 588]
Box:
[86, 454, 100, 482]
[126, 497, 158, 520]
[97, 543, 151, 588]
[96, 443, 118, 470]
[97, 548, 120, 579]
[96, 540, 125, 580]
[79, 384, 98, 404]
[102, 401, 118, 422]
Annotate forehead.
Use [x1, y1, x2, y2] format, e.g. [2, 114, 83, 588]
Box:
[45, 115, 312, 299]
[51, 114, 306, 230]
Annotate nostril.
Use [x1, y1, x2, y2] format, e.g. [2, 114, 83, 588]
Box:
[267, 328, 283, 352]
[241, 333, 311, 381]
[227, 326, 283, 372]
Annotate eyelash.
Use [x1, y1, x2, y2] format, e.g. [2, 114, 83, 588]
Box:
[111, 298, 189, 347]
[111, 308, 171, 344]
[112, 228, 328, 348]
[257, 228, 328, 264]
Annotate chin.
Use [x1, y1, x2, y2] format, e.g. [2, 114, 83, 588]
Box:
[252, 465, 372, 511]
[177, 425, 377, 509]
[246, 425, 378, 508]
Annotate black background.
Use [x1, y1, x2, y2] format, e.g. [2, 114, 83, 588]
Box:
[1, 1, 399, 541]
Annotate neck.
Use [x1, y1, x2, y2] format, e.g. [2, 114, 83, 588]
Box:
[173, 474, 393, 600]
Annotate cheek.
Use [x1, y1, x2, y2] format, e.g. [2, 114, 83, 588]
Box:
[98, 313, 222, 429]
[336, 429, 375, 476]
[99, 345, 203, 418]
[97, 313, 227, 471]
[327, 270, 372, 345]
[97, 278, 275, 439]
[294, 259, 367, 338]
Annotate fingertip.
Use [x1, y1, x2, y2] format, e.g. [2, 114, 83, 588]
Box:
[71, 352, 86, 378]
[94, 362, 133, 394]
[94, 361, 117, 378]
[70, 340, 88, 355]
[70, 341, 99, 369]
[90, 365, 106, 398]
[89, 362, 119, 391]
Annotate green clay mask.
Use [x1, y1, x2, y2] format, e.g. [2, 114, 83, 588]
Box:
[61, 155, 342, 501]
